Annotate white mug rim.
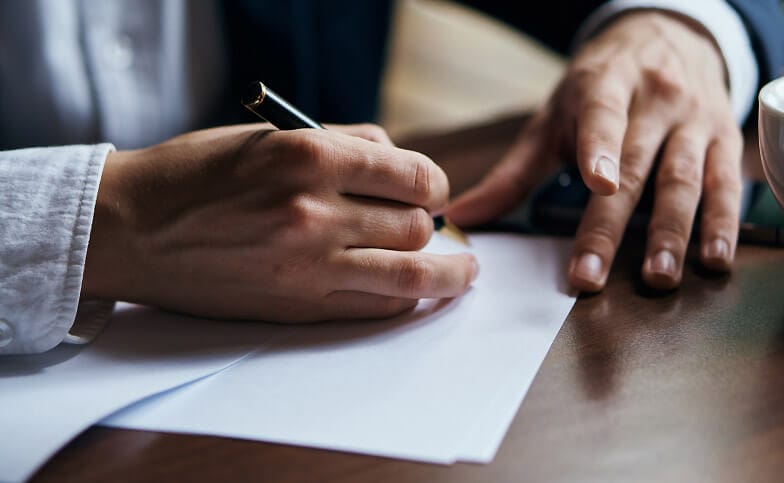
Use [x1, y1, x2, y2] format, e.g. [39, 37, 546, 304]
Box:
[759, 77, 784, 116]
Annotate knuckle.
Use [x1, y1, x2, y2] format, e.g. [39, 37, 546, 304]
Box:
[284, 194, 325, 233]
[376, 297, 416, 318]
[359, 153, 394, 186]
[396, 255, 433, 294]
[668, 130, 699, 151]
[702, 213, 738, 237]
[642, 64, 686, 99]
[621, 141, 649, 166]
[704, 164, 742, 195]
[285, 195, 311, 228]
[581, 96, 624, 119]
[648, 217, 690, 244]
[409, 153, 438, 202]
[619, 165, 648, 195]
[656, 157, 702, 194]
[576, 218, 620, 255]
[460, 255, 475, 290]
[406, 209, 433, 248]
[685, 95, 703, 114]
[580, 129, 618, 152]
[569, 62, 603, 88]
[283, 131, 333, 170]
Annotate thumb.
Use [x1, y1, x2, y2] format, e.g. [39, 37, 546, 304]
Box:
[446, 115, 555, 227]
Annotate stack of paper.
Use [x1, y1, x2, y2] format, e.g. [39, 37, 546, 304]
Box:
[0, 233, 575, 482]
[0, 307, 268, 482]
[104, 234, 575, 464]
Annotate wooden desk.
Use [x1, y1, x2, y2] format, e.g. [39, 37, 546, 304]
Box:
[33, 118, 784, 483]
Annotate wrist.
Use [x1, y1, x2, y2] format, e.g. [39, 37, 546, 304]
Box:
[593, 10, 727, 86]
[82, 150, 142, 301]
[640, 11, 726, 81]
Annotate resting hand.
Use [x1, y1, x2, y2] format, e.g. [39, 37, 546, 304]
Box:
[83, 124, 478, 321]
[448, 11, 742, 291]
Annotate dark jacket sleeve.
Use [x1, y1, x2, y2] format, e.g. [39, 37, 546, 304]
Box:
[457, 1, 606, 55]
[466, 1, 784, 87]
[726, 0, 784, 84]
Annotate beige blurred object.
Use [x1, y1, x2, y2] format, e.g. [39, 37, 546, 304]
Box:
[381, 0, 566, 139]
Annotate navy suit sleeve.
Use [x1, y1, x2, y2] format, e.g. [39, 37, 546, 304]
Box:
[466, 0, 784, 87]
[457, 1, 607, 55]
[726, 0, 784, 84]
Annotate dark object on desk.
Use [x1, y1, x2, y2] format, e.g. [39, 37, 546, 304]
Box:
[241, 81, 468, 246]
[529, 164, 784, 247]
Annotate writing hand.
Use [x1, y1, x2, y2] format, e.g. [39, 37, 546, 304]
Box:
[83, 124, 478, 321]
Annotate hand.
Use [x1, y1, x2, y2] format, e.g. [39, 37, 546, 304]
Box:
[448, 11, 742, 291]
[83, 123, 478, 321]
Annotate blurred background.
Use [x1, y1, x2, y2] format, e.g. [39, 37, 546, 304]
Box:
[380, 0, 566, 139]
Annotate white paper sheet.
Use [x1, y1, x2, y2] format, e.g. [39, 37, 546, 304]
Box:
[0, 306, 285, 483]
[104, 234, 576, 464]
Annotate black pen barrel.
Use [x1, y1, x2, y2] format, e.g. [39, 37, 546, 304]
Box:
[241, 80, 465, 245]
[242, 81, 323, 130]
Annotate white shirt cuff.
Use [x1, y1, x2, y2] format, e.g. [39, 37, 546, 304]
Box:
[64, 300, 116, 344]
[0, 143, 114, 354]
[575, 0, 759, 123]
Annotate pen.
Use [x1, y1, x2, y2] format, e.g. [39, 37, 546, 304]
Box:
[241, 81, 468, 245]
[241, 81, 323, 130]
[739, 222, 784, 247]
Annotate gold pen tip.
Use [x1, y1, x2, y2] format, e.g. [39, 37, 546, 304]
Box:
[437, 217, 470, 246]
[241, 81, 266, 108]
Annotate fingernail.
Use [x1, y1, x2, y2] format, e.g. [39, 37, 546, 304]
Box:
[593, 156, 619, 186]
[704, 238, 729, 261]
[471, 257, 480, 282]
[572, 252, 603, 283]
[650, 250, 676, 276]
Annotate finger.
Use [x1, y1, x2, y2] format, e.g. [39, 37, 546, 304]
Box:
[699, 128, 743, 271]
[446, 112, 555, 226]
[279, 130, 449, 213]
[335, 249, 478, 299]
[332, 133, 450, 213]
[322, 291, 418, 320]
[568, 114, 670, 292]
[574, 68, 635, 195]
[339, 197, 434, 251]
[327, 123, 395, 146]
[642, 125, 710, 289]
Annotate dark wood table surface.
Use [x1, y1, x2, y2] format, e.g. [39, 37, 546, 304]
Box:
[34, 117, 784, 483]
